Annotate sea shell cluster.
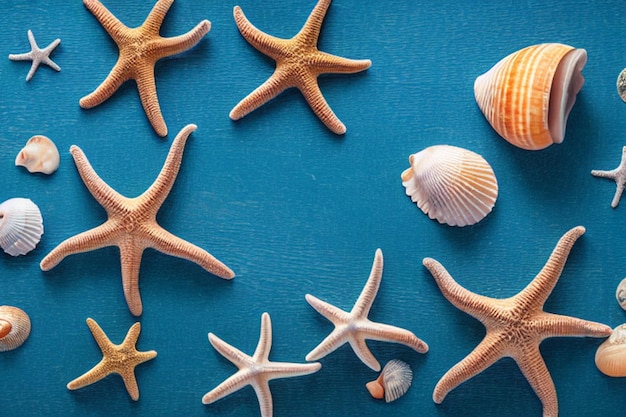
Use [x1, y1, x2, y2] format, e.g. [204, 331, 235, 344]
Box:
[0, 306, 31, 352]
[0, 198, 44, 256]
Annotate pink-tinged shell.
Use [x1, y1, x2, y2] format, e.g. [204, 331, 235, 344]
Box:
[0, 306, 31, 352]
[474, 43, 587, 150]
[401, 145, 498, 227]
[595, 324, 626, 377]
[0, 198, 44, 256]
[15, 135, 60, 175]
[366, 359, 412, 403]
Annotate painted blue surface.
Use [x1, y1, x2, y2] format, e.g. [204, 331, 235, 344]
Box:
[0, 0, 625, 416]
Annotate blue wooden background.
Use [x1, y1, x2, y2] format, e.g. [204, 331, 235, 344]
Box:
[0, 0, 625, 416]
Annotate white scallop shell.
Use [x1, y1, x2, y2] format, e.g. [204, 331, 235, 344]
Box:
[0, 305, 31, 352]
[366, 359, 413, 403]
[0, 198, 44, 256]
[401, 145, 498, 227]
[15, 135, 60, 175]
[595, 323, 626, 377]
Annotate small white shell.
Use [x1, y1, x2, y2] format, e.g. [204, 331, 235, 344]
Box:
[616, 278, 626, 310]
[365, 359, 412, 403]
[401, 145, 498, 227]
[0, 198, 44, 256]
[595, 324, 626, 377]
[15, 135, 60, 175]
[0, 306, 31, 352]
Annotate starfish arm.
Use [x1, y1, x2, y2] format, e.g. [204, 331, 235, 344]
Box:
[26, 29, 38, 49]
[121, 321, 142, 346]
[154, 20, 211, 59]
[296, 0, 331, 45]
[119, 370, 141, 401]
[233, 6, 287, 59]
[229, 70, 292, 121]
[8, 52, 33, 61]
[42, 54, 61, 72]
[312, 51, 371, 74]
[514, 346, 558, 417]
[146, 225, 235, 279]
[433, 337, 506, 403]
[423, 257, 500, 320]
[351, 249, 383, 318]
[265, 361, 321, 379]
[79, 61, 131, 109]
[362, 321, 429, 354]
[590, 169, 617, 180]
[83, 0, 128, 41]
[86, 318, 115, 354]
[538, 312, 612, 338]
[609, 180, 626, 208]
[250, 381, 273, 417]
[202, 369, 253, 404]
[252, 313, 272, 362]
[40, 223, 117, 271]
[67, 358, 110, 391]
[517, 226, 585, 309]
[25, 60, 41, 82]
[305, 294, 349, 323]
[135, 68, 167, 136]
[208, 333, 252, 369]
[305, 326, 347, 363]
[142, 0, 174, 35]
[119, 241, 146, 316]
[348, 335, 381, 371]
[297, 73, 346, 134]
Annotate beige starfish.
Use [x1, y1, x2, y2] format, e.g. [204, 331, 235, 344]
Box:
[423, 226, 612, 417]
[80, 0, 210, 137]
[305, 249, 429, 372]
[203, 312, 321, 417]
[67, 318, 156, 400]
[8, 29, 61, 82]
[40, 124, 235, 316]
[230, 0, 371, 135]
[591, 146, 626, 208]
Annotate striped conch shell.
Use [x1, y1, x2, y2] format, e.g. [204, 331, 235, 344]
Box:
[474, 43, 587, 150]
[595, 324, 626, 377]
[401, 145, 498, 227]
[366, 359, 412, 403]
[0, 306, 31, 352]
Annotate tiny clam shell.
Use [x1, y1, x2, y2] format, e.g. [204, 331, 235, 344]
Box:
[615, 278, 626, 310]
[0, 198, 44, 256]
[15, 135, 60, 175]
[595, 324, 626, 377]
[401, 145, 498, 227]
[366, 359, 413, 403]
[0, 306, 31, 352]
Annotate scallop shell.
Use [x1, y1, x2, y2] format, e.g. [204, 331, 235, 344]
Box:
[15, 135, 60, 175]
[0, 306, 31, 352]
[365, 359, 412, 403]
[595, 324, 626, 377]
[474, 43, 587, 150]
[0, 198, 44, 256]
[401, 145, 498, 227]
[615, 278, 626, 310]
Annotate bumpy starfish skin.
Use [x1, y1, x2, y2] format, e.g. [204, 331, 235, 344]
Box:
[305, 249, 428, 371]
[230, 0, 371, 134]
[423, 226, 612, 417]
[8, 30, 60, 81]
[67, 318, 157, 400]
[80, 0, 210, 137]
[40, 124, 235, 316]
[203, 312, 321, 417]
[591, 146, 626, 208]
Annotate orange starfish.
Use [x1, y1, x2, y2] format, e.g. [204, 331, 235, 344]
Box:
[40, 124, 235, 316]
[67, 318, 156, 400]
[423, 226, 611, 417]
[230, 0, 371, 135]
[80, 0, 210, 137]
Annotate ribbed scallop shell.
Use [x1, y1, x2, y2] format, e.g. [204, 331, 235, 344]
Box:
[474, 43, 587, 150]
[401, 145, 498, 227]
[0, 306, 31, 352]
[0, 198, 44, 256]
[15, 135, 60, 175]
[365, 359, 412, 403]
[595, 324, 626, 377]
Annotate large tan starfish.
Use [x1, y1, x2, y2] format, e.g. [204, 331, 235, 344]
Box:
[80, 0, 210, 137]
[423, 226, 612, 417]
[230, 0, 371, 135]
[203, 312, 321, 417]
[305, 249, 428, 371]
[40, 124, 235, 316]
[67, 318, 157, 400]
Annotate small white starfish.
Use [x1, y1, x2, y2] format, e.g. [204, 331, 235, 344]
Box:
[305, 249, 429, 372]
[203, 312, 321, 417]
[8, 30, 61, 81]
[591, 146, 626, 208]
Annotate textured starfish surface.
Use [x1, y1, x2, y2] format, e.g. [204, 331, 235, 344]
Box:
[591, 146, 626, 208]
[80, 0, 210, 137]
[305, 249, 429, 371]
[67, 318, 157, 400]
[8, 29, 60, 81]
[40, 124, 235, 316]
[203, 312, 321, 417]
[230, 0, 371, 134]
[423, 226, 612, 417]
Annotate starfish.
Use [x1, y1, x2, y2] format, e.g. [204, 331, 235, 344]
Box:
[80, 0, 210, 137]
[67, 318, 157, 400]
[422, 226, 612, 417]
[591, 146, 626, 208]
[8, 29, 60, 82]
[305, 249, 429, 372]
[203, 312, 321, 417]
[40, 124, 235, 316]
[230, 0, 371, 135]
